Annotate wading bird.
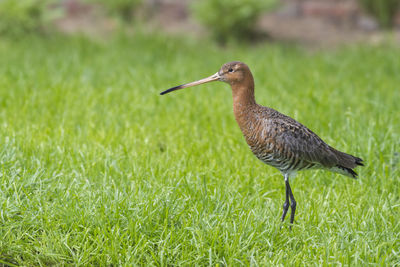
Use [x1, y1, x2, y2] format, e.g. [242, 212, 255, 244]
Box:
[160, 61, 363, 226]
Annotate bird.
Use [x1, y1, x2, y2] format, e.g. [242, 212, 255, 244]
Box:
[160, 61, 364, 226]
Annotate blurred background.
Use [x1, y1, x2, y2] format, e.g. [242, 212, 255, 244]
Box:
[0, 0, 399, 47]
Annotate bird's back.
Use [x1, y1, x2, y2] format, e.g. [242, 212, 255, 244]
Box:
[237, 104, 363, 177]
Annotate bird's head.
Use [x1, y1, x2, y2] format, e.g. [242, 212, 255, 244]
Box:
[218, 61, 250, 85]
[160, 61, 252, 95]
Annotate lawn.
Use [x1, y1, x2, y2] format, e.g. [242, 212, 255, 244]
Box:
[0, 34, 399, 265]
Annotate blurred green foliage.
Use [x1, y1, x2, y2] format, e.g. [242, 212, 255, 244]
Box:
[87, 0, 142, 22]
[191, 0, 276, 44]
[359, 0, 400, 28]
[0, 0, 61, 37]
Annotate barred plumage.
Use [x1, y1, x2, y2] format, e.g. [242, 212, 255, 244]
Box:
[161, 61, 364, 226]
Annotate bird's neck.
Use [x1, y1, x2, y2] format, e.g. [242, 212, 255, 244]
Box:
[231, 73, 256, 106]
[231, 78, 257, 131]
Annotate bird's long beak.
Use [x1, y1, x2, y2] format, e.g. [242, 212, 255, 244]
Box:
[160, 72, 220, 95]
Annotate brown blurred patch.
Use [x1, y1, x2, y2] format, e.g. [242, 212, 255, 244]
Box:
[53, 0, 400, 47]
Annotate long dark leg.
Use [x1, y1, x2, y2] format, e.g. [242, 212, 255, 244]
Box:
[286, 178, 297, 225]
[281, 174, 290, 222]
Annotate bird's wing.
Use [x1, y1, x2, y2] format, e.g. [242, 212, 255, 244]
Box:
[262, 111, 339, 168]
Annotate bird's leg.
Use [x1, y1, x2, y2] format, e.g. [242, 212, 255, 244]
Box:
[286, 178, 297, 225]
[281, 174, 290, 222]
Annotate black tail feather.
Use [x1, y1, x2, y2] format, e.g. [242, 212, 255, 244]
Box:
[330, 149, 364, 178]
[341, 166, 358, 178]
[355, 157, 364, 166]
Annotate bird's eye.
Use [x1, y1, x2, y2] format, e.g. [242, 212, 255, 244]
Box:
[228, 68, 234, 73]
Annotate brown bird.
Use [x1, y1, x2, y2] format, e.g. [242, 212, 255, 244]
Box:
[160, 61, 363, 225]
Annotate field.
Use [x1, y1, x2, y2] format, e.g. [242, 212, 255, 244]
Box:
[0, 34, 399, 265]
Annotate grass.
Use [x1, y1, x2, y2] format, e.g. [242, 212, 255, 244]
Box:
[0, 33, 399, 265]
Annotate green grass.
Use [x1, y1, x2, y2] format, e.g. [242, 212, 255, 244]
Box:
[0, 34, 399, 265]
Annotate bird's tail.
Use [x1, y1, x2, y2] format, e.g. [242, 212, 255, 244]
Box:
[330, 148, 364, 178]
